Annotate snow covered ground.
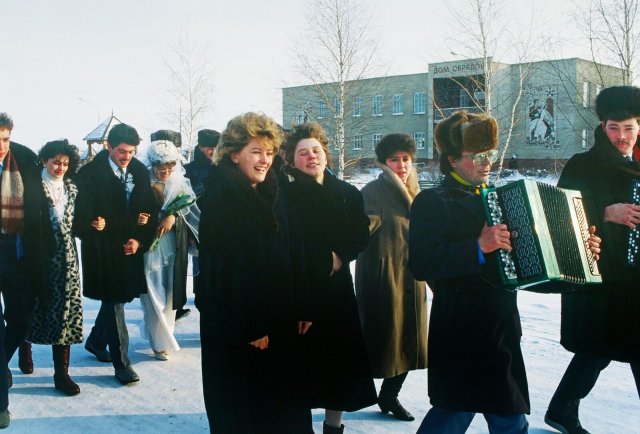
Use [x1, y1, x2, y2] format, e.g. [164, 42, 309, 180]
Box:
[6, 278, 640, 433]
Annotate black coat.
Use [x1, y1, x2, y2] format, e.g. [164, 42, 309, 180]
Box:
[195, 162, 311, 433]
[184, 149, 212, 201]
[280, 168, 377, 412]
[408, 175, 530, 415]
[8, 142, 42, 301]
[24, 171, 71, 309]
[73, 150, 158, 303]
[557, 125, 640, 362]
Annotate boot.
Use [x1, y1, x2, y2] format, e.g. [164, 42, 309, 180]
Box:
[52, 345, 80, 396]
[323, 422, 344, 434]
[18, 342, 34, 374]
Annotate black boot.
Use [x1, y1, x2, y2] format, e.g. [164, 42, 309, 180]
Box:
[378, 395, 415, 421]
[18, 342, 34, 374]
[53, 345, 80, 396]
[323, 422, 344, 434]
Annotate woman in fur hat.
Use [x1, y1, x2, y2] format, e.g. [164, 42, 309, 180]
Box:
[140, 140, 199, 361]
[195, 112, 312, 434]
[279, 122, 377, 434]
[409, 111, 530, 433]
[354, 133, 428, 422]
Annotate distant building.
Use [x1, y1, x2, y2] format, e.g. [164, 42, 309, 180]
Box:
[282, 57, 625, 174]
[82, 114, 122, 162]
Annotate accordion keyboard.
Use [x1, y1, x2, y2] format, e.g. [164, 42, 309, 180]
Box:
[629, 179, 640, 266]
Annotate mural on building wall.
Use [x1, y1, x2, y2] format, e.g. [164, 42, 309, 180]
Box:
[525, 86, 560, 148]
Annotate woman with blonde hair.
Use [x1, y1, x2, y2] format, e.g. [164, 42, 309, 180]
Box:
[195, 112, 312, 433]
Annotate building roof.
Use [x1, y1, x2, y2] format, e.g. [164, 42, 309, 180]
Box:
[83, 114, 122, 142]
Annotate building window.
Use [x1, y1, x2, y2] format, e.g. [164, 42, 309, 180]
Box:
[582, 129, 588, 148]
[392, 94, 403, 115]
[582, 82, 590, 108]
[333, 97, 341, 117]
[414, 92, 426, 114]
[372, 133, 382, 149]
[294, 112, 305, 124]
[414, 132, 426, 150]
[353, 134, 363, 150]
[319, 100, 327, 118]
[373, 95, 383, 116]
[353, 97, 362, 117]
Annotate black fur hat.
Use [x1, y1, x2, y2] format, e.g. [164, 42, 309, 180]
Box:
[198, 129, 220, 148]
[595, 85, 640, 122]
[150, 129, 182, 147]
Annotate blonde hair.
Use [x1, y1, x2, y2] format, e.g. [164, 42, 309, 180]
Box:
[214, 112, 283, 164]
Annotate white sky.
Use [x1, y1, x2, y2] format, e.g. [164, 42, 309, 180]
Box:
[1, 0, 575, 152]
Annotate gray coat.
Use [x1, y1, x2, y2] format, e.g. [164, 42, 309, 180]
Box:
[355, 163, 428, 378]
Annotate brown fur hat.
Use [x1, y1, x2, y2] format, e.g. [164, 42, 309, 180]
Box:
[595, 85, 640, 122]
[434, 111, 498, 173]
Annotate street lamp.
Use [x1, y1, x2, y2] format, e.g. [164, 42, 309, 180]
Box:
[78, 97, 101, 123]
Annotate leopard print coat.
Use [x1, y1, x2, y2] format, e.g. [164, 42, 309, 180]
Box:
[29, 178, 83, 345]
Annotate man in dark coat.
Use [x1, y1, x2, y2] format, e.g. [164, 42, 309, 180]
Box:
[545, 86, 640, 434]
[0, 113, 39, 428]
[74, 123, 158, 385]
[184, 128, 219, 312]
[409, 111, 529, 433]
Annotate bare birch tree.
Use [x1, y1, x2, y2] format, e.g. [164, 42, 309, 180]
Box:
[290, 0, 380, 179]
[571, 0, 639, 84]
[164, 33, 215, 161]
[443, 0, 535, 179]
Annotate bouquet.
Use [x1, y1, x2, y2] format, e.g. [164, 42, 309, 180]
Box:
[148, 191, 196, 251]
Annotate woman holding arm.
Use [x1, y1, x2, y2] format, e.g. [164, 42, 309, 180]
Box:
[21, 140, 83, 396]
[140, 140, 199, 361]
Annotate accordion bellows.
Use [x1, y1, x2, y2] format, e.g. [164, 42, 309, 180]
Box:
[481, 180, 602, 292]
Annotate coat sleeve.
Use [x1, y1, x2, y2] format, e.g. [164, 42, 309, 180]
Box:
[333, 185, 370, 263]
[408, 189, 483, 281]
[72, 168, 97, 239]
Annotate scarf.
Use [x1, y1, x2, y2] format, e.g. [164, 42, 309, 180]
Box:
[450, 171, 487, 195]
[0, 150, 25, 234]
[42, 168, 68, 229]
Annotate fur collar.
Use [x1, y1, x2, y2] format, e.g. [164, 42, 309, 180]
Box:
[213, 160, 279, 232]
[375, 161, 420, 204]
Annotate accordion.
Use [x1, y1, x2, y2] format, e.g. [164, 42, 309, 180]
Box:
[628, 179, 640, 266]
[481, 179, 601, 292]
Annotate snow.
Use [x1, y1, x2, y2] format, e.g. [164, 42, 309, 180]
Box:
[8, 271, 639, 433]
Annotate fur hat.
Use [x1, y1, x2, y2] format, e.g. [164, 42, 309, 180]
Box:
[150, 129, 182, 147]
[198, 129, 220, 148]
[595, 85, 640, 122]
[434, 111, 498, 173]
[435, 111, 498, 155]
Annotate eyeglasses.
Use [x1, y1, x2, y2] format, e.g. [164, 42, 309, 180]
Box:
[462, 150, 499, 166]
